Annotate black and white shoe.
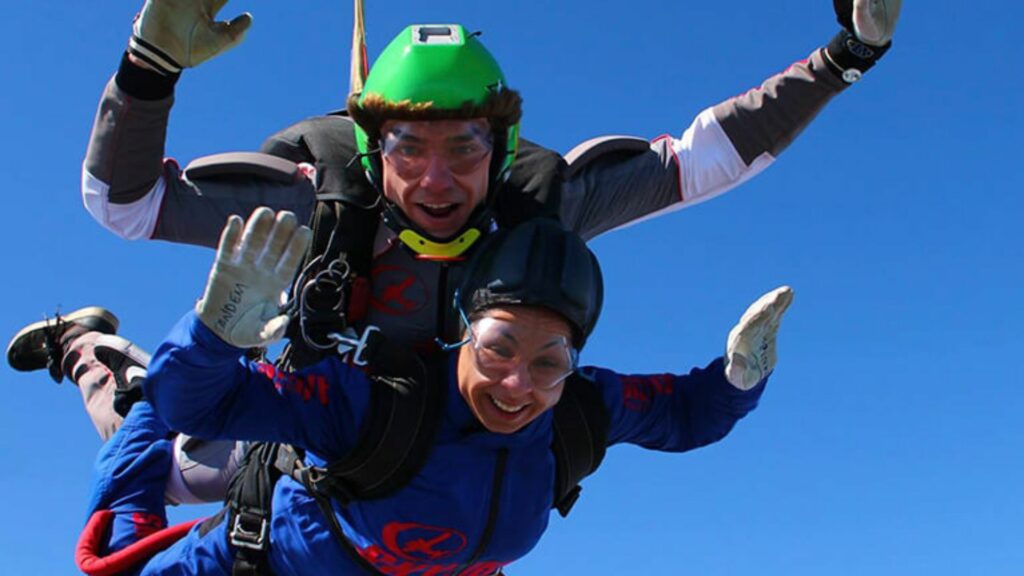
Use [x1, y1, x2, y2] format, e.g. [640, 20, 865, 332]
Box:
[6, 307, 119, 382]
[93, 335, 151, 417]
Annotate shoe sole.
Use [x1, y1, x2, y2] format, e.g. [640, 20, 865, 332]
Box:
[6, 307, 119, 372]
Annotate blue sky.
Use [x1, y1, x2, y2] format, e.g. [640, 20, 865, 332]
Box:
[1, 1, 1021, 574]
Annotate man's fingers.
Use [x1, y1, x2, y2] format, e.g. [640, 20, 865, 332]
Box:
[225, 12, 253, 40]
[207, 12, 252, 49]
[853, 0, 901, 46]
[195, 13, 251, 61]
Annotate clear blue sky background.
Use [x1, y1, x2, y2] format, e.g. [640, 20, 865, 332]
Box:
[1, 1, 1021, 574]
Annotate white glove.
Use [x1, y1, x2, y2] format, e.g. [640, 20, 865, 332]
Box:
[724, 286, 795, 391]
[129, 0, 253, 76]
[842, 0, 901, 46]
[196, 208, 312, 349]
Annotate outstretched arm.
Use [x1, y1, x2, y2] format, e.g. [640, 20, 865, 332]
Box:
[83, 0, 316, 247]
[592, 286, 794, 451]
[559, 1, 901, 240]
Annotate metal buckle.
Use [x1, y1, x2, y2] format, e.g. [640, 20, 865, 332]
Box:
[228, 511, 269, 550]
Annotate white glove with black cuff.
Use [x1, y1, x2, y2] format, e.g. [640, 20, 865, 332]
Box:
[724, 286, 795, 391]
[129, 0, 253, 76]
[827, 0, 902, 83]
[196, 207, 311, 349]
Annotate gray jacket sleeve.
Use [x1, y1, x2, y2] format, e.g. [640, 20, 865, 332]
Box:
[82, 71, 316, 249]
[559, 48, 848, 241]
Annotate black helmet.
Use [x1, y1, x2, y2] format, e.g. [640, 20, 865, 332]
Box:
[457, 218, 603, 348]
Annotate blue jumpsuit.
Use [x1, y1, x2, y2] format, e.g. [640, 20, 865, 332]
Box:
[87, 312, 766, 575]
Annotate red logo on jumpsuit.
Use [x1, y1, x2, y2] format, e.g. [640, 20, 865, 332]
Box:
[371, 266, 429, 316]
[356, 521, 508, 575]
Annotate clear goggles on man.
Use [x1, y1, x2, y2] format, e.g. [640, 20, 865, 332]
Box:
[380, 122, 494, 179]
[439, 303, 580, 391]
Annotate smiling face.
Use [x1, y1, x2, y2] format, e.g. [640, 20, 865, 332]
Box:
[379, 119, 493, 240]
[456, 306, 576, 434]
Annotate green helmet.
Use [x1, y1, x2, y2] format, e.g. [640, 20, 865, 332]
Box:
[347, 24, 522, 188]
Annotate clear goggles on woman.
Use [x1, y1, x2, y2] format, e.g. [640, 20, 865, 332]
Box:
[380, 122, 494, 179]
[440, 306, 580, 391]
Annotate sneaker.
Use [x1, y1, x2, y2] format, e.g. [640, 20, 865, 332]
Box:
[93, 334, 151, 417]
[6, 307, 119, 381]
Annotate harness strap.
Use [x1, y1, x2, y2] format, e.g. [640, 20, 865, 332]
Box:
[258, 114, 380, 372]
[551, 373, 611, 517]
[281, 198, 381, 371]
[305, 480, 386, 575]
[319, 345, 446, 501]
[226, 443, 293, 576]
[75, 510, 200, 576]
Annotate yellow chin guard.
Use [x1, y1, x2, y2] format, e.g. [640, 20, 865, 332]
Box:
[398, 227, 482, 260]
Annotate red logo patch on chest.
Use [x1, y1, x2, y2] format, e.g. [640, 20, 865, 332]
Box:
[371, 265, 430, 316]
[381, 521, 467, 562]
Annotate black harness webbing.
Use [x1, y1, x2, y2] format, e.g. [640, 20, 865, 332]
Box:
[319, 355, 446, 501]
[551, 373, 611, 516]
[224, 442, 289, 576]
[259, 112, 380, 372]
[279, 197, 380, 371]
[221, 441, 390, 575]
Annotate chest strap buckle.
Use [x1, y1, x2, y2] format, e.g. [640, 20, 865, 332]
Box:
[228, 511, 270, 551]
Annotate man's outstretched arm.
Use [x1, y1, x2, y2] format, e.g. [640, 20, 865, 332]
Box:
[82, 0, 315, 248]
[559, 0, 901, 240]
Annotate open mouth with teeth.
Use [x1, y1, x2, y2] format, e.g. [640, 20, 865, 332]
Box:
[418, 202, 460, 219]
[489, 394, 529, 415]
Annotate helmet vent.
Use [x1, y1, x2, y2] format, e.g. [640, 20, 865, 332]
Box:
[412, 25, 461, 45]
